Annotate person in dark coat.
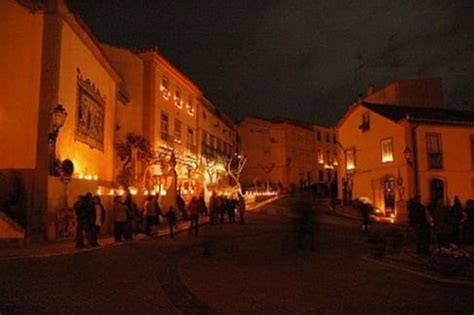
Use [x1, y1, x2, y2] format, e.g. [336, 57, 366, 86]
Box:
[411, 195, 431, 255]
[165, 206, 177, 238]
[177, 193, 188, 220]
[209, 191, 218, 224]
[360, 202, 371, 232]
[451, 195, 466, 244]
[237, 193, 246, 225]
[90, 195, 105, 247]
[74, 195, 89, 248]
[188, 197, 199, 236]
[197, 194, 208, 216]
[123, 193, 136, 241]
[227, 196, 236, 223]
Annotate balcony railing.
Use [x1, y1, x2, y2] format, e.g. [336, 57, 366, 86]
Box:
[202, 144, 228, 159]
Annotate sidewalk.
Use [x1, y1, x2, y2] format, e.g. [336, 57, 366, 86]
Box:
[0, 196, 282, 261]
[0, 217, 209, 261]
[363, 243, 474, 286]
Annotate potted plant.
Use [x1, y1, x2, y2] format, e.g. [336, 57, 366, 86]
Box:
[367, 231, 386, 259]
[430, 244, 470, 276]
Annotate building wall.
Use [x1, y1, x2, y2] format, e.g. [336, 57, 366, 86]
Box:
[238, 118, 286, 189]
[365, 77, 443, 108]
[415, 124, 474, 205]
[314, 125, 339, 184]
[101, 44, 144, 140]
[55, 21, 118, 182]
[0, 0, 44, 169]
[337, 104, 411, 219]
[284, 123, 315, 187]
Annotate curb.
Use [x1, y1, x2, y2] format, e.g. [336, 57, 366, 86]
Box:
[361, 255, 474, 287]
[0, 220, 209, 261]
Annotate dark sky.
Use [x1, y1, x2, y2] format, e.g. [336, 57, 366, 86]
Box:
[67, 0, 474, 125]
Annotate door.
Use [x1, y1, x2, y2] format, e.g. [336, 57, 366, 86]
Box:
[430, 178, 445, 205]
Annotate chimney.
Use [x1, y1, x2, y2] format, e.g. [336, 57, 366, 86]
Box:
[357, 93, 363, 102]
[367, 84, 375, 96]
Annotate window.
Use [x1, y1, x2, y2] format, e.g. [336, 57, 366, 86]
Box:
[316, 131, 321, 141]
[426, 133, 443, 169]
[325, 133, 330, 143]
[174, 119, 182, 143]
[346, 148, 355, 171]
[160, 76, 170, 100]
[333, 134, 337, 144]
[381, 138, 394, 163]
[359, 112, 370, 132]
[317, 150, 324, 164]
[187, 128, 194, 149]
[333, 151, 338, 166]
[210, 135, 216, 148]
[187, 96, 194, 116]
[201, 130, 207, 145]
[318, 170, 324, 182]
[203, 111, 207, 120]
[160, 112, 169, 141]
[217, 139, 222, 152]
[471, 135, 474, 170]
[174, 87, 182, 108]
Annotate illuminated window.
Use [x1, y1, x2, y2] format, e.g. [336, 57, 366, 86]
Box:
[346, 148, 355, 170]
[160, 112, 169, 141]
[160, 76, 170, 100]
[187, 128, 194, 150]
[381, 138, 394, 163]
[174, 119, 182, 143]
[187, 96, 194, 116]
[174, 87, 183, 108]
[317, 150, 324, 164]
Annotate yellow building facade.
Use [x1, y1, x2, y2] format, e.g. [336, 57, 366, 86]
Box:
[338, 86, 474, 223]
[0, 0, 236, 242]
[238, 117, 338, 192]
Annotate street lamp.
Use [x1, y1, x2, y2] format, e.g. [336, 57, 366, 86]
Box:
[403, 146, 412, 168]
[49, 104, 67, 175]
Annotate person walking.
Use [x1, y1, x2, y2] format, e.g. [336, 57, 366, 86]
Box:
[152, 195, 163, 231]
[113, 195, 127, 242]
[165, 206, 177, 238]
[237, 192, 246, 225]
[143, 196, 155, 236]
[74, 195, 89, 248]
[360, 202, 371, 232]
[123, 192, 136, 241]
[412, 195, 431, 255]
[197, 193, 208, 216]
[451, 196, 466, 244]
[177, 193, 188, 220]
[188, 197, 199, 236]
[209, 191, 218, 224]
[227, 195, 236, 223]
[90, 195, 105, 247]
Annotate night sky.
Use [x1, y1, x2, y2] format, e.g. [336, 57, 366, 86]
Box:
[66, 0, 473, 126]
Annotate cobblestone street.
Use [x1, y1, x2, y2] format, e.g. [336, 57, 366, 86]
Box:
[1, 196, 474, 314]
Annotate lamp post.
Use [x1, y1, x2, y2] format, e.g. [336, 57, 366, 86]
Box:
[48, 104, 67, 176]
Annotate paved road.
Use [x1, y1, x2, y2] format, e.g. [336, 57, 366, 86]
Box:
[1, 196, 473, 314]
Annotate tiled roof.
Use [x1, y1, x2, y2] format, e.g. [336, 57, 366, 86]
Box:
[362, 102, 474, 125]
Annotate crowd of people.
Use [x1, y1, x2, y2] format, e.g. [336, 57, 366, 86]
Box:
[73, 190, 246, 248]
[408, 195, 474, 255]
